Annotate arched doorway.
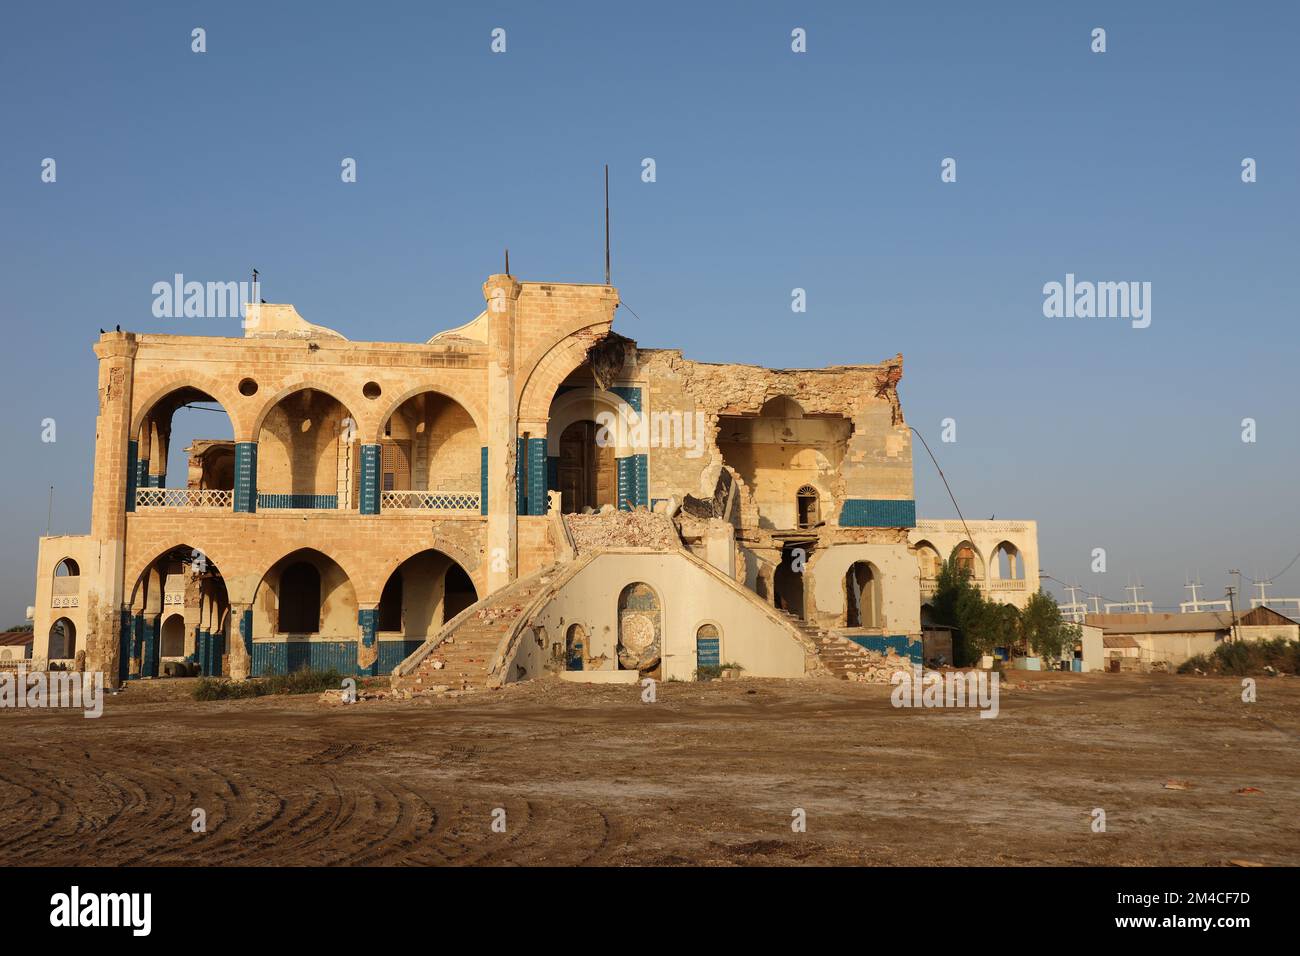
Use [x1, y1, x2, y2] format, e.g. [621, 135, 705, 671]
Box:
[48, 618, 75, 659]
[558, 420, 615, 514]
[845, 561, 881, 628]
[126, 545, 227, 679]
[374, 550, 479, 643]
[159, 614, 186, 658]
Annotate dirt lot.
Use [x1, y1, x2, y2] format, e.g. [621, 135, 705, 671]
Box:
[1, 671, 1297, 866]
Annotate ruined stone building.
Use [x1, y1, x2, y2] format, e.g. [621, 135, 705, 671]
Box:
[30, 273, 1039, 687]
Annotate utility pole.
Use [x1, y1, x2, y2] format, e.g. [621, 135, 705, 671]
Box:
[1225, 585, 1240, 643]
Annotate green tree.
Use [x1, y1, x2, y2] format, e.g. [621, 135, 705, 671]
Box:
[1021, 589, 1079, 661]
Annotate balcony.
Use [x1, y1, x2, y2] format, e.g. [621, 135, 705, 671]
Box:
[380, 490, 480, 514]
[136, 488, 233, 509]
[989, 579, 1027, 593]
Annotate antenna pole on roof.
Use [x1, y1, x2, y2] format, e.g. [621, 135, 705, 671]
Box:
[604, 164, 611, 286]
[505, 248, 510, 276]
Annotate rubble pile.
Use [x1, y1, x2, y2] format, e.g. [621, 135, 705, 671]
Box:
[841, 650, 913, 684]
[564, 510, 680, 553]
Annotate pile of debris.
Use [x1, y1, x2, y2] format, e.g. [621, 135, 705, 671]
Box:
[564, 509, 680, 553]
[841, 650, 913, 684]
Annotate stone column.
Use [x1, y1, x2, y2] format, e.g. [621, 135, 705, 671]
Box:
[358, 444, 380, 514]
[233, 442, 258, 512]
[484, 274, 520, 593]
[229, 604, 253, 679]
[357, 606, 378, 677]
[89, 333, 138, 686]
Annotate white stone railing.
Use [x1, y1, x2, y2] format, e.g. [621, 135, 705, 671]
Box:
[989, 579, 1026, 591]
[380, 490, 480, 513]
[135, 488, 233, 509]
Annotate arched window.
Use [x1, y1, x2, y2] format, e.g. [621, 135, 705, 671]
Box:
[378, 572, 403, 632]
[695, 623, 721, 676]
[617, 583, 661, 671]
[845, 561, 881, 628]
[278, 562, 321, 633]
[992, 542, 1024, 580]
[54, 558, 80, 577]
[48, 618, 76, 659]
[796, 485, 820, 529]
[565, 623, 587, 671]
[160, 614, 186, 657]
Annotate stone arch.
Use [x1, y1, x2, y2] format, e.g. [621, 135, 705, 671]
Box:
[845, 560, 882, 628]
[129, 383, 239, 490]
[951, 541, 985, 581]
[253, 385, 360, 505]
[248, 380, 365, 441]
[125, 539, 238, 605]
[371, 385, 487, 446]
[372, 548, 480, 640]
[159, 613, 187, 658]
[517, 322, 616, 426]
[252, 548, 358, 639]
[48, 617, 76, 659]
[129, 373, 245, 440]
[991, 540, 1024, 580]
[546, 388, 641, 458]
[913, 540, 942, 580]
[53, 558, 80, 578]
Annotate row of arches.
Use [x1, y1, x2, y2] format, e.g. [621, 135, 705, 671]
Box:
[914, 539, 1025, 582]
[122, 544, 478, 678]
[131, 384, 482, 505]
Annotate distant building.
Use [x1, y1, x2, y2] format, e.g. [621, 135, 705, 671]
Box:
[1087, 612, 1233, 669]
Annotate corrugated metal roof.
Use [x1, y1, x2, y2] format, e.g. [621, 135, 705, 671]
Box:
[1103, 634, 1139, 649]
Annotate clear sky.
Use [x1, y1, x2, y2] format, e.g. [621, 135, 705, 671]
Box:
[2, 1, 1297, 625]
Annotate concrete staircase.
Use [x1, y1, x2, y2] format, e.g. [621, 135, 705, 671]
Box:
[390, 570, 559, 695]
[774, 609, 889, 681]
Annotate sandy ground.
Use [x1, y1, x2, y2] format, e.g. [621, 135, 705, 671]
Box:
[0, 671, 1297, 866]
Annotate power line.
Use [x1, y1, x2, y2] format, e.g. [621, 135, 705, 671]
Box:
[909, 425, 974, 546]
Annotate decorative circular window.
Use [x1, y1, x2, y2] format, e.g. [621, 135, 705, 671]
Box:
[363, 381, 382, 400]
[238, 378, 259, 397]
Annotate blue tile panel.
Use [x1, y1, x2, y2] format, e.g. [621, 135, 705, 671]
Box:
[257, 493, 338, 509]
[696, 636, 721, 669]
[250, 639, 423, 676]
[616, 454, 649, 510]
[377, 640, 424, 674]
[358, 608, 379, 677]
[233, 441, 258, 512]
[838, 499, 917, 528]
[125, 441, 139, 512]
[515, 437, 528, 515]
[239, 609, 254, 658]
[359, 444, 380, 514]
[527, 437, 548, 515]
[846, 634, 924, 664]
[118, 610, 133, 683]
[141, 615, 159, 678]
[480, 447, 488, 515]
[609, 385, 643, 414]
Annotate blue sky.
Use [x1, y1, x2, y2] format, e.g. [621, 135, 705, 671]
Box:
[2, 1, 1297, 624]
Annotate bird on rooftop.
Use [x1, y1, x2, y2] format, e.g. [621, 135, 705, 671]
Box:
[115, 324, 121, 332]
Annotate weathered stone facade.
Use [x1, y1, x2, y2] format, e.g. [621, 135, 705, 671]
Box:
[29, 271, 1037, 685]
